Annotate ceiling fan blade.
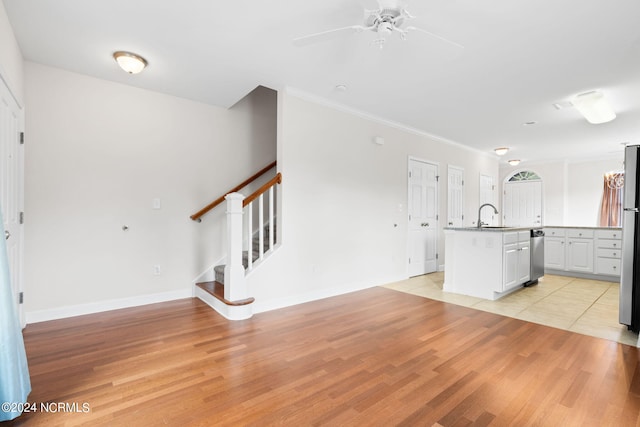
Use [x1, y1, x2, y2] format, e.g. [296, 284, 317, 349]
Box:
[405, 26, 464, 50]
[293, 25, 370, 47]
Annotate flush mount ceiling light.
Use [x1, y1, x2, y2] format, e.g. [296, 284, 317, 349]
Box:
[571, 91, 616, 124]
[113, 51, 148, 74]
[494, 147, 509, 156]
[508, 159, 521, 166]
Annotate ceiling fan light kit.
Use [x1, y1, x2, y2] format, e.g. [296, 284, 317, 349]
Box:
[293, 0, 463, 50]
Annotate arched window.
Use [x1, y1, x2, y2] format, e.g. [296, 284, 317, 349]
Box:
[508, 171, 541, 182]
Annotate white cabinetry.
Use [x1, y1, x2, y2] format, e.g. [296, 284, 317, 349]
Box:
[544, 229, 566, 270]
[444, 228, 533, 301]
[502, 231, 530, 291]
[595, 229, 622, 276]
[566, 229, 594, 273]
[544, 227, 621, 280]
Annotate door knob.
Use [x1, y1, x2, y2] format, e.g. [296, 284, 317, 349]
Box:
[4, 230, 10, 240]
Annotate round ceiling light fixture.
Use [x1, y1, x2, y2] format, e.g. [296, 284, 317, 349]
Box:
[508, 159, 521, 166]
[113, 51, 148, 74]
[494, 147, 509, 156]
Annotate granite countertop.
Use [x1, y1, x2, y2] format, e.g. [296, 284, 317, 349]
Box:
[444, 226, 542, 232]
[544, 225, 622, 230]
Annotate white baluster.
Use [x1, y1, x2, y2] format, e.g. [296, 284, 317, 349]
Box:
[258, 194, 264, 260]
[268, 187, 274, 251]
[247, 202, 253, 271]
[224, 192, 247, 301]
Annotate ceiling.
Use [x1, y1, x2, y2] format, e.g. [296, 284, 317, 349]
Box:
[4, 0, 640, 164]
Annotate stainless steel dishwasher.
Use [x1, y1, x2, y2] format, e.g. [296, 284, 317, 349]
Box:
[525, 229, 545, 286]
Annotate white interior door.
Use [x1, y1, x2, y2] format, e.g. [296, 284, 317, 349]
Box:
[503, 181, 542, 227]
[0, 77, 24, 326]
[408, 158, 438, 277]
[447, 166, 464, 227]
[479, 174, 495, 226]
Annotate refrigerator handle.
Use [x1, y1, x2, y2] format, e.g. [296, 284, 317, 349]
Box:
[624, 208, 640, 212]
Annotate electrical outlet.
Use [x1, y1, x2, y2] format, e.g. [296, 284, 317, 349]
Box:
[153, 265, 161, 275]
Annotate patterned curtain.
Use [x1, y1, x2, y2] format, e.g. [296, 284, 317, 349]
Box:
[599, 172, 624, 227]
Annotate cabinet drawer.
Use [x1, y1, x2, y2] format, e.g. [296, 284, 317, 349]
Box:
[567, 229, 594, 238]
[597, 239, 621, 249]
[596, 258, 621, 276]
[503, 232, 518, 244]
[518, 231, 530, 243]
[545, 228, 566, 237]
[595, 229, 622, 240]
[596, 248, 621, 258]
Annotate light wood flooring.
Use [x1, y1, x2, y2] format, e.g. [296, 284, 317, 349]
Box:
[5, 287, 640, 426]
[384, 273, 639, 346]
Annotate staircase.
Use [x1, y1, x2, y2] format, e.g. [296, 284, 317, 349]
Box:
[190, 165, 281, 320]
[196, 223, 275, 307]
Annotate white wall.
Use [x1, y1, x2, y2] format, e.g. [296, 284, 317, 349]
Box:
[248, 91, 499, 312]
[499, 156, 624, 226]
[0, 1, 23, 104]
[23, 62, 276, 318]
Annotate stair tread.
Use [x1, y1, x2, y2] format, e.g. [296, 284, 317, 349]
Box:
[196, 281, 254, 306]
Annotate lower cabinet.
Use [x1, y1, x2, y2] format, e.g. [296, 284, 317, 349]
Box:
[545, 237, 565, 270]
[544, 227, 620, 279]
[566, 238, 594, 273]
[502, 232, 530, 291]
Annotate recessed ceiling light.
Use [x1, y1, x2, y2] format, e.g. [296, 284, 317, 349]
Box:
[494, 147, 509, 156]
[334, 84, 348, 92]
[508, 159, 521, 166]
[113, 51, 148, 74]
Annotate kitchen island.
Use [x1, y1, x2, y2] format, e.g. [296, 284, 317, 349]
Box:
[444, 227, 540, 300]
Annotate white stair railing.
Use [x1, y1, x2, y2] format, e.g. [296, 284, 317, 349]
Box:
[225, 173, 281, 299]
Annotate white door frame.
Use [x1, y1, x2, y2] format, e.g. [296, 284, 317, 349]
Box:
[407, 156, 439, 276]
[0, 73, 25, 327]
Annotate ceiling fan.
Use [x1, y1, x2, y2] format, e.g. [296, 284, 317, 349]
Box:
[293, 0, 463, 50]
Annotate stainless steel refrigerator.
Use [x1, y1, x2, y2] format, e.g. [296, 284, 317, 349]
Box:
[621, 144, 640, 331]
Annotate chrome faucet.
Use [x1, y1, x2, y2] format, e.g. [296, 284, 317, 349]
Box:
[477, 203, 498, 228]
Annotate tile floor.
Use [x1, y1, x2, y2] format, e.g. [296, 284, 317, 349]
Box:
[382, 272, 639, 347]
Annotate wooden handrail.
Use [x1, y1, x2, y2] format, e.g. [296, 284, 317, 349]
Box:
[190, 161, 276, 221]
[243, 173, 282, 207]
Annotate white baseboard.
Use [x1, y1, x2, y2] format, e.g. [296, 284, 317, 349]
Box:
[252, 275, 405, 314]
[26, 288, 193, 324]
